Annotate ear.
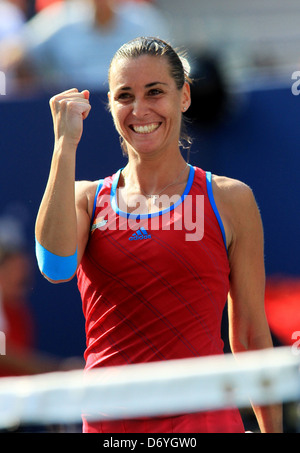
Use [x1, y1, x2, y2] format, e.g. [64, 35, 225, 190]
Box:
[181, 81, 191, 113]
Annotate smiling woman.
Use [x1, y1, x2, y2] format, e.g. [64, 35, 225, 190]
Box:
[108, 55, 190, 164]
[35, 37, 282, 433]
[108, 37, 192, 158]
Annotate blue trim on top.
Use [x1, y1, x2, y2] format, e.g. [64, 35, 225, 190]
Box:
[206, 171, 227, 251]
[110, 164, 195, 220]
[91, 178, 104, 223]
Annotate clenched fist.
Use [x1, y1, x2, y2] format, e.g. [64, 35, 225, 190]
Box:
[49, 88, 91, 147]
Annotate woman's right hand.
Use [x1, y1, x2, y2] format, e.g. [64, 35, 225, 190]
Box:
[49, 88, 91, 147]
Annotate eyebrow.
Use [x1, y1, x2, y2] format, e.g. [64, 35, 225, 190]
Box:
[119, 81, 168, 91]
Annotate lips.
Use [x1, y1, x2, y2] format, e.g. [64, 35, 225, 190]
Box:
[130, 122, 161, 134]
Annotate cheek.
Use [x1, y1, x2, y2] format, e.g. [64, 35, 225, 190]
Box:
[110, 111, 123, 137]
[111, 105, 127, 131]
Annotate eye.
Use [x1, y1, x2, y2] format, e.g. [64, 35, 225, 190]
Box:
[148, 88, 163, 97]
[115, 92, 133, 102]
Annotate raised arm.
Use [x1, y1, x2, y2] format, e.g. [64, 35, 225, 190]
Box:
[35, 88, 93, 283]
[213, 176, 283, 433]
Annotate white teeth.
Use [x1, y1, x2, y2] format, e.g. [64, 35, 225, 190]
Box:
[132, 123, 160, 134]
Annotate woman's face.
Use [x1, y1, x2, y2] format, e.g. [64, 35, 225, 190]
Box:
[108, 55, 190, 159]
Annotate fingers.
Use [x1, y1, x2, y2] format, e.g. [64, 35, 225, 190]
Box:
[50, 89, 90, 109]
[54, 88, 89, 98]
[50, 89, 91, 120]
[81, 102, 92, 120]
[82, 90, 90, 100]
[49, 89, 92, 144]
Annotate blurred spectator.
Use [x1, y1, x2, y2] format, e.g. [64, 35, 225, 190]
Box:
[34, 0, 61, 12]
[34, 0, 154, 12]
[184, 52, 229, 128]
[0, 0, 170, 94]
[265, 277, 300, 348]
[0, 0, 26, 41]
[0, 215, 83, 376]
[9, 0, 34, 17]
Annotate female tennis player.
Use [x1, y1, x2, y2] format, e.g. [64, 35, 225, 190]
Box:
[35, 37, 282, 433]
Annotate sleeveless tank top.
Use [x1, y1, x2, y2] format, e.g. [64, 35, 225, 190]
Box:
[77, 165, 244, 432]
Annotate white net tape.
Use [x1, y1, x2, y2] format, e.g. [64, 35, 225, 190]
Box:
[0, 346, 299, 428]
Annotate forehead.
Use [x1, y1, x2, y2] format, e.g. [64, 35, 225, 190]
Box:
[109, 55, 173, 90]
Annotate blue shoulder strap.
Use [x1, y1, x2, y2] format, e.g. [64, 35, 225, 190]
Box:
[206, 171, 227, 251]
[91, 178, 104, 224]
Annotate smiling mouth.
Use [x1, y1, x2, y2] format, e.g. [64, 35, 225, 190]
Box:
[130, 122, 161, 134]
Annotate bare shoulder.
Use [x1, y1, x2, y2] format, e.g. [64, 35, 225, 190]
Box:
[212, 174, 257, 212]
[75, 179, 98, 194]
[211, 174, 262, 250]
[75, 180, 99, 217]
[212, 174, 252, 196]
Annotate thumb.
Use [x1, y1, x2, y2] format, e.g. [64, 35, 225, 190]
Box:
[82, 90, 90, 100]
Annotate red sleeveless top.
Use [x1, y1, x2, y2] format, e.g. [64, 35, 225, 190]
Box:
[77, 165, 244, 433]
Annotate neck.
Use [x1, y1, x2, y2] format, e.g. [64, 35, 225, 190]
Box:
[121, 154, 188, 196]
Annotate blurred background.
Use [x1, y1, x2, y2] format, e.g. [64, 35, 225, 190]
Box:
[0, 0, 299, 431]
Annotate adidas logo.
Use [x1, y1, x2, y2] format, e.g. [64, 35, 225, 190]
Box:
[129, 227, 151, 241]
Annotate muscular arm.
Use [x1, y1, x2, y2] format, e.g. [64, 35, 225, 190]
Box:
[213, 176, 283, 433]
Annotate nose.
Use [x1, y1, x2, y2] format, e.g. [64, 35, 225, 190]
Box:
[132, 97, 149, 118]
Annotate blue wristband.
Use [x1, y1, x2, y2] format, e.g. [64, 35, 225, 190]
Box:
[35, 238, 78, 281]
